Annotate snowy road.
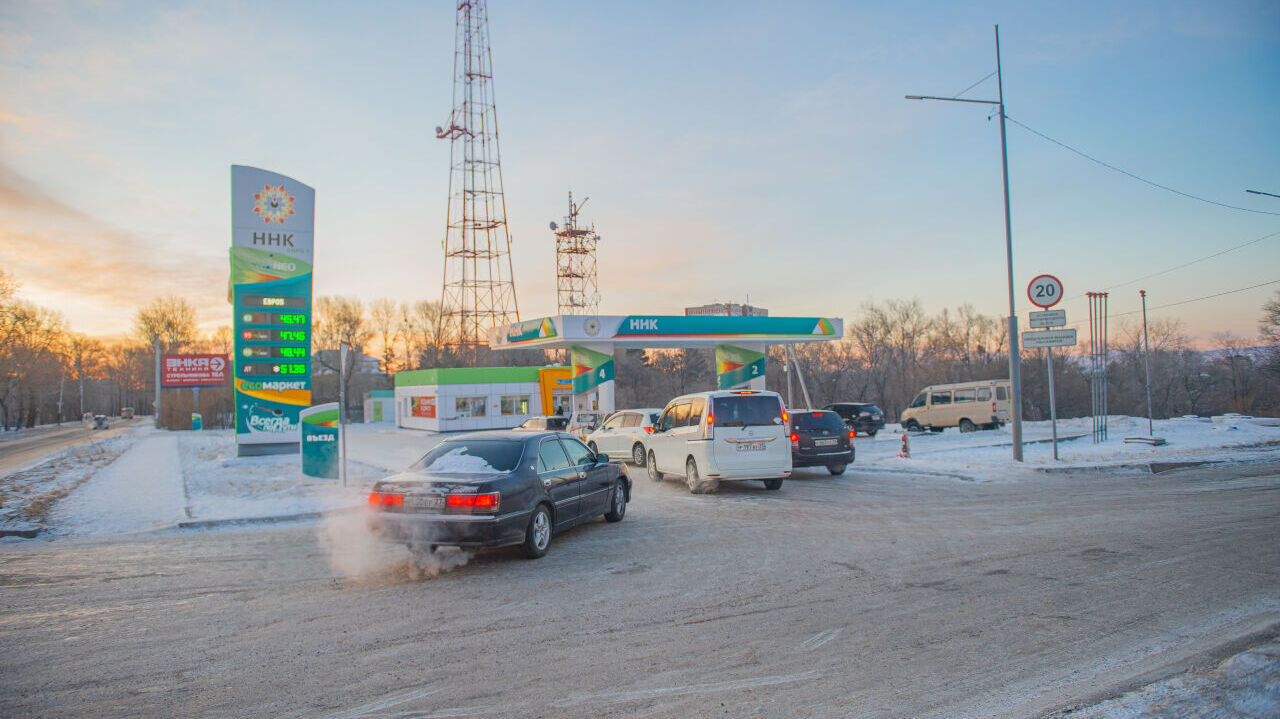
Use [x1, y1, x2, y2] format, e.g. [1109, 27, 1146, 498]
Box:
[2, 460, 1278, 718]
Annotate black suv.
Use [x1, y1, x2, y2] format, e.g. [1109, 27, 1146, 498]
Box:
[789, 410, 854, 476]
[823, 402, 886, 437]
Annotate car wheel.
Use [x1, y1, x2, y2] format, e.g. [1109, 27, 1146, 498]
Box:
[521, 504, 552, 559]
[904, 420, 921, 433]
[588, 441, 598, 454]
[827, 464, 846, 476]
[763, 478, 784, 490]
[867, 429, 877, 438]
[685, 458, 712, 494]
[632, 443, 647, 466]
[647, 451, 663, 482]
[959, 419, 976, 433]
[603, 481, 627, 522]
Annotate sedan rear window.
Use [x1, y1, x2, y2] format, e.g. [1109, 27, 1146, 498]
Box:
[791, 411, 846, 431]
[411, 440, 524, 473]
[712, 395, 783, 427]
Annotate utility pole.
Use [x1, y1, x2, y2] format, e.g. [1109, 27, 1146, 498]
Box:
[906, 24, 1023, 460]
[339, 341, 349, 487]
[1140, 290, 1155, 437]
[153, 336, 162, 428]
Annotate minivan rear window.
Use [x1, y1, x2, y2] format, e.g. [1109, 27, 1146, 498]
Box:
[712, 395, 783, 427]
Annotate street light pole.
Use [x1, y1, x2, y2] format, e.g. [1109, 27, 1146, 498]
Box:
[907, 24, 1024, 461]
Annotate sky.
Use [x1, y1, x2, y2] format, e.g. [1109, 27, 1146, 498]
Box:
[2, 0, 1278, 345]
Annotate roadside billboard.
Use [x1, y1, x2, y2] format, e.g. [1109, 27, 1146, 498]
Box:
[161, 354, 229, 388]
[230, 165, 315, 455]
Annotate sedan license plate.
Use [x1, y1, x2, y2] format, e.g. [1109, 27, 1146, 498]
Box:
[405, 495, 444, 510]
[814, 438, 838, 447]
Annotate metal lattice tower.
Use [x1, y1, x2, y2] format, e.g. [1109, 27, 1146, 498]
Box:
[436, 0, 519, 347]
[552, 191, 600, 316]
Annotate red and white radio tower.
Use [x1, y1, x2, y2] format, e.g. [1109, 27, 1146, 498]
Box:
[436, 0, 519, 348]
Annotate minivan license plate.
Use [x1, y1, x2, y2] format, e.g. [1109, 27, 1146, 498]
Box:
[405, 495, 444, 510]
[815, 438, 837, 447]
[735, 442, 766, 452]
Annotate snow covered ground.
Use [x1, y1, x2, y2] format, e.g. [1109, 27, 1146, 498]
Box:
[1052, 640, 1280, 718]
[10, 415, 1279, 537]
[857, 415, 1280, 481]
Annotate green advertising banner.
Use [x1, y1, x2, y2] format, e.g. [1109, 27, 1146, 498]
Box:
[571, 344, 614, 394]
[231, 166, 315, 455]
[300, 403, 339, 479]
[716, 344, 766, 389]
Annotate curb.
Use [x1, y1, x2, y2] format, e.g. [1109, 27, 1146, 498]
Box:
[175, 506, 363, 530]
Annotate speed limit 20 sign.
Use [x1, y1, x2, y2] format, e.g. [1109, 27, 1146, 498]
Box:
[1028, 274, 1063, 309]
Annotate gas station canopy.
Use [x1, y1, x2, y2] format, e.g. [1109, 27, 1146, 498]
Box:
[488, 314, 844, 415]
[488, 314, 843, 350]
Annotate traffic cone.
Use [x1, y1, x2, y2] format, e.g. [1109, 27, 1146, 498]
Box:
[898, 432, 910, 459]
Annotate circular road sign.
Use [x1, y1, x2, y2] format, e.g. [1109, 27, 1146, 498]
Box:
[1028, 274, 1064, 309]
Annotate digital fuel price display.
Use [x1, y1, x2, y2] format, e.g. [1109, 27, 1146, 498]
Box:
[241, 363, 309, 376]
[241, 346, 309, 359]
[241, 295, 307, 309]
[240, 328, 308, 342]
[241, 312, 308, 326]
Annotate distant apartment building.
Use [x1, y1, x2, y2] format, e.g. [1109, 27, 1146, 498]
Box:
[684, 302, 769, 317]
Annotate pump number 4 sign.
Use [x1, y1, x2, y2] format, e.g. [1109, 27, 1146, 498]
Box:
[1028, 274, 1064, 309]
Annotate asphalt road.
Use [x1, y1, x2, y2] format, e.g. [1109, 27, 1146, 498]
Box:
[0, 421, 135, 477]
[2, 460, 1278, 718]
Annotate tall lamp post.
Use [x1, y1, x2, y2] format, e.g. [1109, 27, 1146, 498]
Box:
[907, 24, 1024, 461]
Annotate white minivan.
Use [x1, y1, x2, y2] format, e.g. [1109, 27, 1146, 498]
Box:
[644, 390, 791, 493]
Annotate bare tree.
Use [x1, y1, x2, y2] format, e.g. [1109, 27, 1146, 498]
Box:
[134, 296, 197, 352]
[67, 333, 105, 417]
[369, 298, 399, 373]
[313, 296, 372, 419]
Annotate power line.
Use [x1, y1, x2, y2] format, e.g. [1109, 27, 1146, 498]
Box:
[1060, 229, 1280, 302]
[1006, 115, 1280, 217]
[953, 70, 996, 99]
[1062, 278, 1280, 329]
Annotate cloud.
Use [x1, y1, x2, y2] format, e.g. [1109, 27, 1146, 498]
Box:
[0, 162, 226, 334]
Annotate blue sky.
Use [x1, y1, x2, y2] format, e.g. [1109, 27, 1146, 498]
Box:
[2, 0, 1278, 342]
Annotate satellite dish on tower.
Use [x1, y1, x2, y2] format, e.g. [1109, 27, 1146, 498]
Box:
[549, 221, 558, 231]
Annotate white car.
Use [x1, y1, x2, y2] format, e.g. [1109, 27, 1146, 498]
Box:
[644, 390, 791, 493]
[585, 408, 662, 465]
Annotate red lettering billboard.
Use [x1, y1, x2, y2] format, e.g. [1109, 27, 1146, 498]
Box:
[162, 354, 230, 388]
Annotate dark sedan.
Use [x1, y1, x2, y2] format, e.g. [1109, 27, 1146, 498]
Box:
[366, 430, 630, 559]
[823, 402, 886, 437]
[789, 410, 855, 475]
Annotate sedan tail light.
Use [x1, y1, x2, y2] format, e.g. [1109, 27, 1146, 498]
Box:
[644, 426, 653, 434]
[368, 491, 403, 508]
[446, 492, 501, 514]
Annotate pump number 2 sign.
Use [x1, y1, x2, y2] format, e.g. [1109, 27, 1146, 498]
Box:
[1027, 274, 1064, 309]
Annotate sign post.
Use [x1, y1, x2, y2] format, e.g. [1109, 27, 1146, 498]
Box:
[1026, 274, 1067, 460]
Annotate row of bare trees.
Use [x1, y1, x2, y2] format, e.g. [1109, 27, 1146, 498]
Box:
[0, 271, 233, 429]
[309, 293, 1280, 421]
[6, 275, 1278, 430]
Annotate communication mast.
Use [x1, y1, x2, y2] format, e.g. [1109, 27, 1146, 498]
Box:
[436, 0, 519, 347]
[551, 191, 600, 316]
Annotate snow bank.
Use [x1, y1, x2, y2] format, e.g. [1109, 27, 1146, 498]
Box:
[852, 415, 1280, 481]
